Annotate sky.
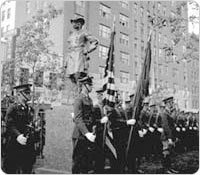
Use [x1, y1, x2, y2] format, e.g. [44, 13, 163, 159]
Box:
[188, 1, 199, 35]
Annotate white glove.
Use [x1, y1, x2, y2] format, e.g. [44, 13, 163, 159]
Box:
[176, 127, 180, 132]
[17, 134, 27, 145]
[127, 119, 136, 125]
[100, 116, 108, 124]
[149, 127, 154, 132]
[142, 129, 148, 135]
[168, 138, 173, 145]
[71, 112, 74, 119]
[85, 132, 96, 142]
[157, 127, 163, 133]
[138, 130, 144, 137]
[193, 127, 197, 130]
[189, 126, 192, 130]
[182, 127, 186, 132]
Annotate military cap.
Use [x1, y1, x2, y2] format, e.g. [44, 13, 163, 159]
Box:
[96, 87, 104, 93]
[163, 96, 174, 104]
[70, 17, 85, 25]
[129, 91, 135, 98]
[78, 76, 93, 85]
[159, 102, 165, 107]
[125, 96, 131, 103]
[13, 84, 32, 92]
[143, 97, 150, 104]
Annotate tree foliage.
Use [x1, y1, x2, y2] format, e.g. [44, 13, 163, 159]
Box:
[148, 1, 199, 63]
[16, 4, 62, 74]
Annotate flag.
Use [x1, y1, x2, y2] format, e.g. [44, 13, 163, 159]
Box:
[102, 22, 116, 108]
[101, 19, 117, 159]
[126, 33, 152, 158]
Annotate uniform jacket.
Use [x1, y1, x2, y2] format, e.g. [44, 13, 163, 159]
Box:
[138, 108, 150, 130]
[5, 102, 34, 144]
[72, 93, 94, 140]
[160, 109, 176, 140]
[5, 102, 35, 165]
[66, 29, 99, 75]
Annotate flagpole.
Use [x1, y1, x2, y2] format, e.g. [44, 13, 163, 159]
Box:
[125, 30, 153, 161]
[102, 15, 116, 149]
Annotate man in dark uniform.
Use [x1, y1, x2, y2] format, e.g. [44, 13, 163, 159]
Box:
[71, 76, 96, 174]
[93, 88, 109, 173]
[3, 84, 36, 174]
[160, 96, 179, 174]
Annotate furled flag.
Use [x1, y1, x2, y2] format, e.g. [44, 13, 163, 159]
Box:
[102, 18, 117, 159]
[126, 32, 152, 159]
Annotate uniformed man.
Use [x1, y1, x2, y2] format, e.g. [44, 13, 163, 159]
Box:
[3, 84, 36, 174]
[71, 76, 96, 174]
[160, 96, 179, 174]
[93, 88, 109, 173]
[65, 17, 99, 84]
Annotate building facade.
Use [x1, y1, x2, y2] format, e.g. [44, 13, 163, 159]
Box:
[1, 1, 198, 110]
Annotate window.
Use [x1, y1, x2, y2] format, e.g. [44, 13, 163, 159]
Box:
[99, 3, 111, 19]
[99, 24, 111, 39]
[119, 14, 129, 28]
[158, 64, 162, 74]
[2, 10, 5, 21]
[140, 7, 144, 19]
[162, 35, 167, 44]
[75, 1, 85, 16]
[6, 25, 10, 31]
[120, 71, 129, 84]
[20, 68, 29, 85]
[99, 66, 105, 79]
[158, 2, 161, 13]
[158, 33, 161, 42]
[153, 46, 156, 56]
[120, 52, 129, 65]
[165, 65, 168, 74]
[26, 1, 31, 14]
[120, 33, 129, 46]
[182, 45, 186, 53]
[1, 27, 4, 34]
[172, 68, 178, 78]
[163, 6, 166, 15]
[7, 8, 11, 19]
[134, 20, 138, 34]
[49, 72, 57, 89]
[134, 61, 138, 70]
[147, 25, 150, 36]
[120, 1, 129, 9]
[141, 23, 144, 40]
[99, 45, 109, 59]
[35, 70, 44, 87]
[134, 38, 138, 56]
[141, 40, 144, 56]
[159, 49, 162, 58]
[133, 3, 137, 15]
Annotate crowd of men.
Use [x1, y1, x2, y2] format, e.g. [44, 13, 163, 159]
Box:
[1, 16, 199, 174]
[71, 75, 199, 174]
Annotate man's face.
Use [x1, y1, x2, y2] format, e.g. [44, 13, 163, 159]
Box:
[72, 22, 82, 30]
[97, 92, 103, 102]
[22, 90, 32, 102]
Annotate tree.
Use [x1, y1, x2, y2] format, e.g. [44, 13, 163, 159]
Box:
[148, 1, 199, 63]
[15, 4, 62, 106]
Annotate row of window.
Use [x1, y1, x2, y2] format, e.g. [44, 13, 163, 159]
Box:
[1, 8, 11, 21]
[19, 68, 58, 89]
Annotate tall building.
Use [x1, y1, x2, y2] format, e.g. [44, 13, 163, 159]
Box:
[63, 1, 194, 109]
[1, 1, 198, 110]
